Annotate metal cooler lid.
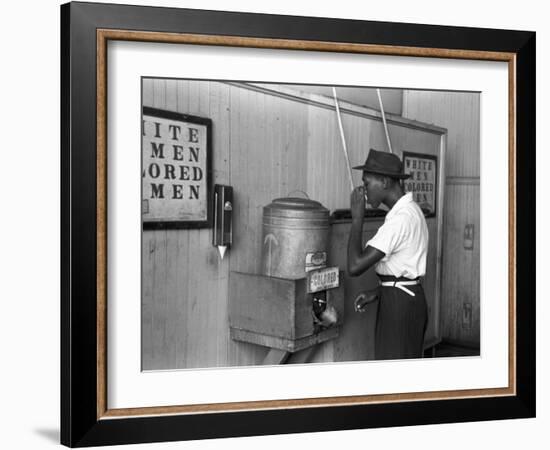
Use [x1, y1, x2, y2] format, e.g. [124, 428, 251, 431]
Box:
[263, 197, 329, 219]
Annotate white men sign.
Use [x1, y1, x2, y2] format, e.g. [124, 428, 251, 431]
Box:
[402, 151, 438, 217]
[142, 107, 212, 228]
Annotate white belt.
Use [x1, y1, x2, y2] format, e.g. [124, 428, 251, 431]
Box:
[379, 280, 420, 297]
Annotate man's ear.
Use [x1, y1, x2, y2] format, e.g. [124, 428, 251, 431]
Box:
[381, 176, 390, 189]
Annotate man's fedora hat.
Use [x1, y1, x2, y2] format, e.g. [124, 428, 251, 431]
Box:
[352, 149, 410, 179]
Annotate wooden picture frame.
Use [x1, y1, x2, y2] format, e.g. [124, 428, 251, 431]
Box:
[61, 1, 535, 447]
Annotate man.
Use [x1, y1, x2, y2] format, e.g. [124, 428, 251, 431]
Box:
[347, 149, 429, 360]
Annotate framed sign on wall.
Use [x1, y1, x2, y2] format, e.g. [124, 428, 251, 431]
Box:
[402, 151, 438, 217]
[142, 105, 212, 229]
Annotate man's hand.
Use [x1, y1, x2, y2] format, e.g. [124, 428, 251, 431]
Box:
[347, 186, 385, 277]
[350, 186, 366, 221]
[354, 288, 380, 313]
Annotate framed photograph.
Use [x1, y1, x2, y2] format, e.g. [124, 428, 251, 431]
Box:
[61, 1, 535, 447]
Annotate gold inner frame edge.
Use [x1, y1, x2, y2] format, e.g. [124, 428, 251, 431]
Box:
[96, 29, 517, 419]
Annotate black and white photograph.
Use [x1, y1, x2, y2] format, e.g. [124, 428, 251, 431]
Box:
[141, 78, 480, 371]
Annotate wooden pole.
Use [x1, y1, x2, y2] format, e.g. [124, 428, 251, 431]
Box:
[332, 87, 355, 191]
[377, 88, 394, 154]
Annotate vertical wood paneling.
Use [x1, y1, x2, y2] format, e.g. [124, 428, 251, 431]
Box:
[228, 87, 266, 367]
[196, 81, 217, 368]
[247, 87, 264, 275]
[348, 111, 371, 186]
[404, 91, 480, 178]
[174, 80, 191, 369]
[440, 184, 480, 345]
[404, 90, 480, 346]
[306, 103, 322, 202]
[153, 79, 165, 109]
[141, 233, 154, 368]
[369, 117, 393, 155]
[163, 229, 179, 368]
[162, 81, 180, 369]
[306, 107, 368, 210]
[174, 229, 189, 369]
[226, 87, 268, 366]
[150, 230, 168, 369]
[183, 80, 201, 367]
[142, 79, 154, 107]
[184, 81, 224, 368]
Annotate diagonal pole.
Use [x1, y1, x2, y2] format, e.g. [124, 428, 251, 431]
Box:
[376, 88, 393, 154]
[332, 87, 355, 191]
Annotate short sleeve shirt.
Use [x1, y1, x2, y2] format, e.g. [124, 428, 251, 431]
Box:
[366, 192, 429, 278]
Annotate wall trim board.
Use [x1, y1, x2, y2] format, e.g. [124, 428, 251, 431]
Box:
[446, 176, 480, 185]
[226, 81, 447, 135]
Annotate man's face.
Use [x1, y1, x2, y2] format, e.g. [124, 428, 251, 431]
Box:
[362, 172, 385, 208]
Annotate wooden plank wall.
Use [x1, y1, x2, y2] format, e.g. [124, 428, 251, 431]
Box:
[142, 80, 444, 370]
[403, 90, 480, 346]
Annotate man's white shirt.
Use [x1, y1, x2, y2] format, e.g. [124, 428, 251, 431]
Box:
[366, 192, 429, 278]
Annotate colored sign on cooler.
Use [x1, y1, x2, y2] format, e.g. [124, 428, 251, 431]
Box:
[307, 266, 339, 294]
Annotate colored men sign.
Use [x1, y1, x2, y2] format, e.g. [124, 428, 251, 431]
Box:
[142, 107, 211, 228]
[402, 152, 437, 217]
